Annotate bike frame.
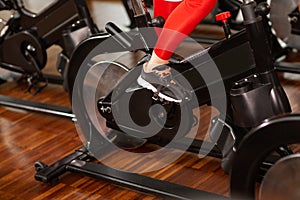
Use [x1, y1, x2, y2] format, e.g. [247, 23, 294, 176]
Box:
[0, 0, 98, 117]
[34, 1, 300, 199]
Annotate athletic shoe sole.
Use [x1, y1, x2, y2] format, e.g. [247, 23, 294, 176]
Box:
[137, 75, 182, 103]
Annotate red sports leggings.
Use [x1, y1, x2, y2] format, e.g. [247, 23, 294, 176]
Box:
[153, 0, 217, 60]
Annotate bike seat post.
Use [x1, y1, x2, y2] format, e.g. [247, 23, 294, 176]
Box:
[131, 0, 157, 53]
[131, 0, 150, 28]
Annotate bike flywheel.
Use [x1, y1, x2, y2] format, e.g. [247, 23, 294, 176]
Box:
[72, 52, 148, 151]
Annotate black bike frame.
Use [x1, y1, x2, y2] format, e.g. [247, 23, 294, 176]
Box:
[0, 0, 98, 117]
[34, 1, 300, 199]
[17, 0, 97, 48]
[0, 0, 98, 74]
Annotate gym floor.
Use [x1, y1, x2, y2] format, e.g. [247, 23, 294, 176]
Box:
[0, 0, 300, 199]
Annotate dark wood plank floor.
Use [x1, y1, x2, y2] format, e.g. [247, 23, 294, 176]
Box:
[0, 1, 300, 199]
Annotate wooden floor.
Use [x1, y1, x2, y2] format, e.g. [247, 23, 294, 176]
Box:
[1, 1, 300, 199]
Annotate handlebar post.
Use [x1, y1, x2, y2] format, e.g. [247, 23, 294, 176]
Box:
[241, 0, 273, 74]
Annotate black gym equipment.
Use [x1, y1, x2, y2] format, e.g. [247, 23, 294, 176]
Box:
[230, 114, 300, 199]
[0, 0, 99, 117]
[35, 0, 300, 199]
[122, 0, 300, 74]
[270, 0, 300, 74]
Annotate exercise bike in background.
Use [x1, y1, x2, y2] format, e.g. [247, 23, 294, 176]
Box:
[35, 0, 300, 199]
[0, 0, 99, 117]
[270, 0, 300, 75]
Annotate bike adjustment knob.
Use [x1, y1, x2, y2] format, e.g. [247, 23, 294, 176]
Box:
[216, 11, 231, 23]
[216, 11, 232, 39]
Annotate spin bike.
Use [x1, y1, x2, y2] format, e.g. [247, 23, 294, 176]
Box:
[123, 0, 300, 74]
[0, 0, 99, 117]
[35, 0, 300, 199]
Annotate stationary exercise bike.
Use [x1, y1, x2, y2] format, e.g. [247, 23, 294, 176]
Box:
[0, 0, 99, 117]
[35, 0, 300, 199]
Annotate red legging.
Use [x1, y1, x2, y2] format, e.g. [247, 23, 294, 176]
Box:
[153, 0, 217, 60]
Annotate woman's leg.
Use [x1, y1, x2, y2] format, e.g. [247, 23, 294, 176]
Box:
[139, 0, 217, 102]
